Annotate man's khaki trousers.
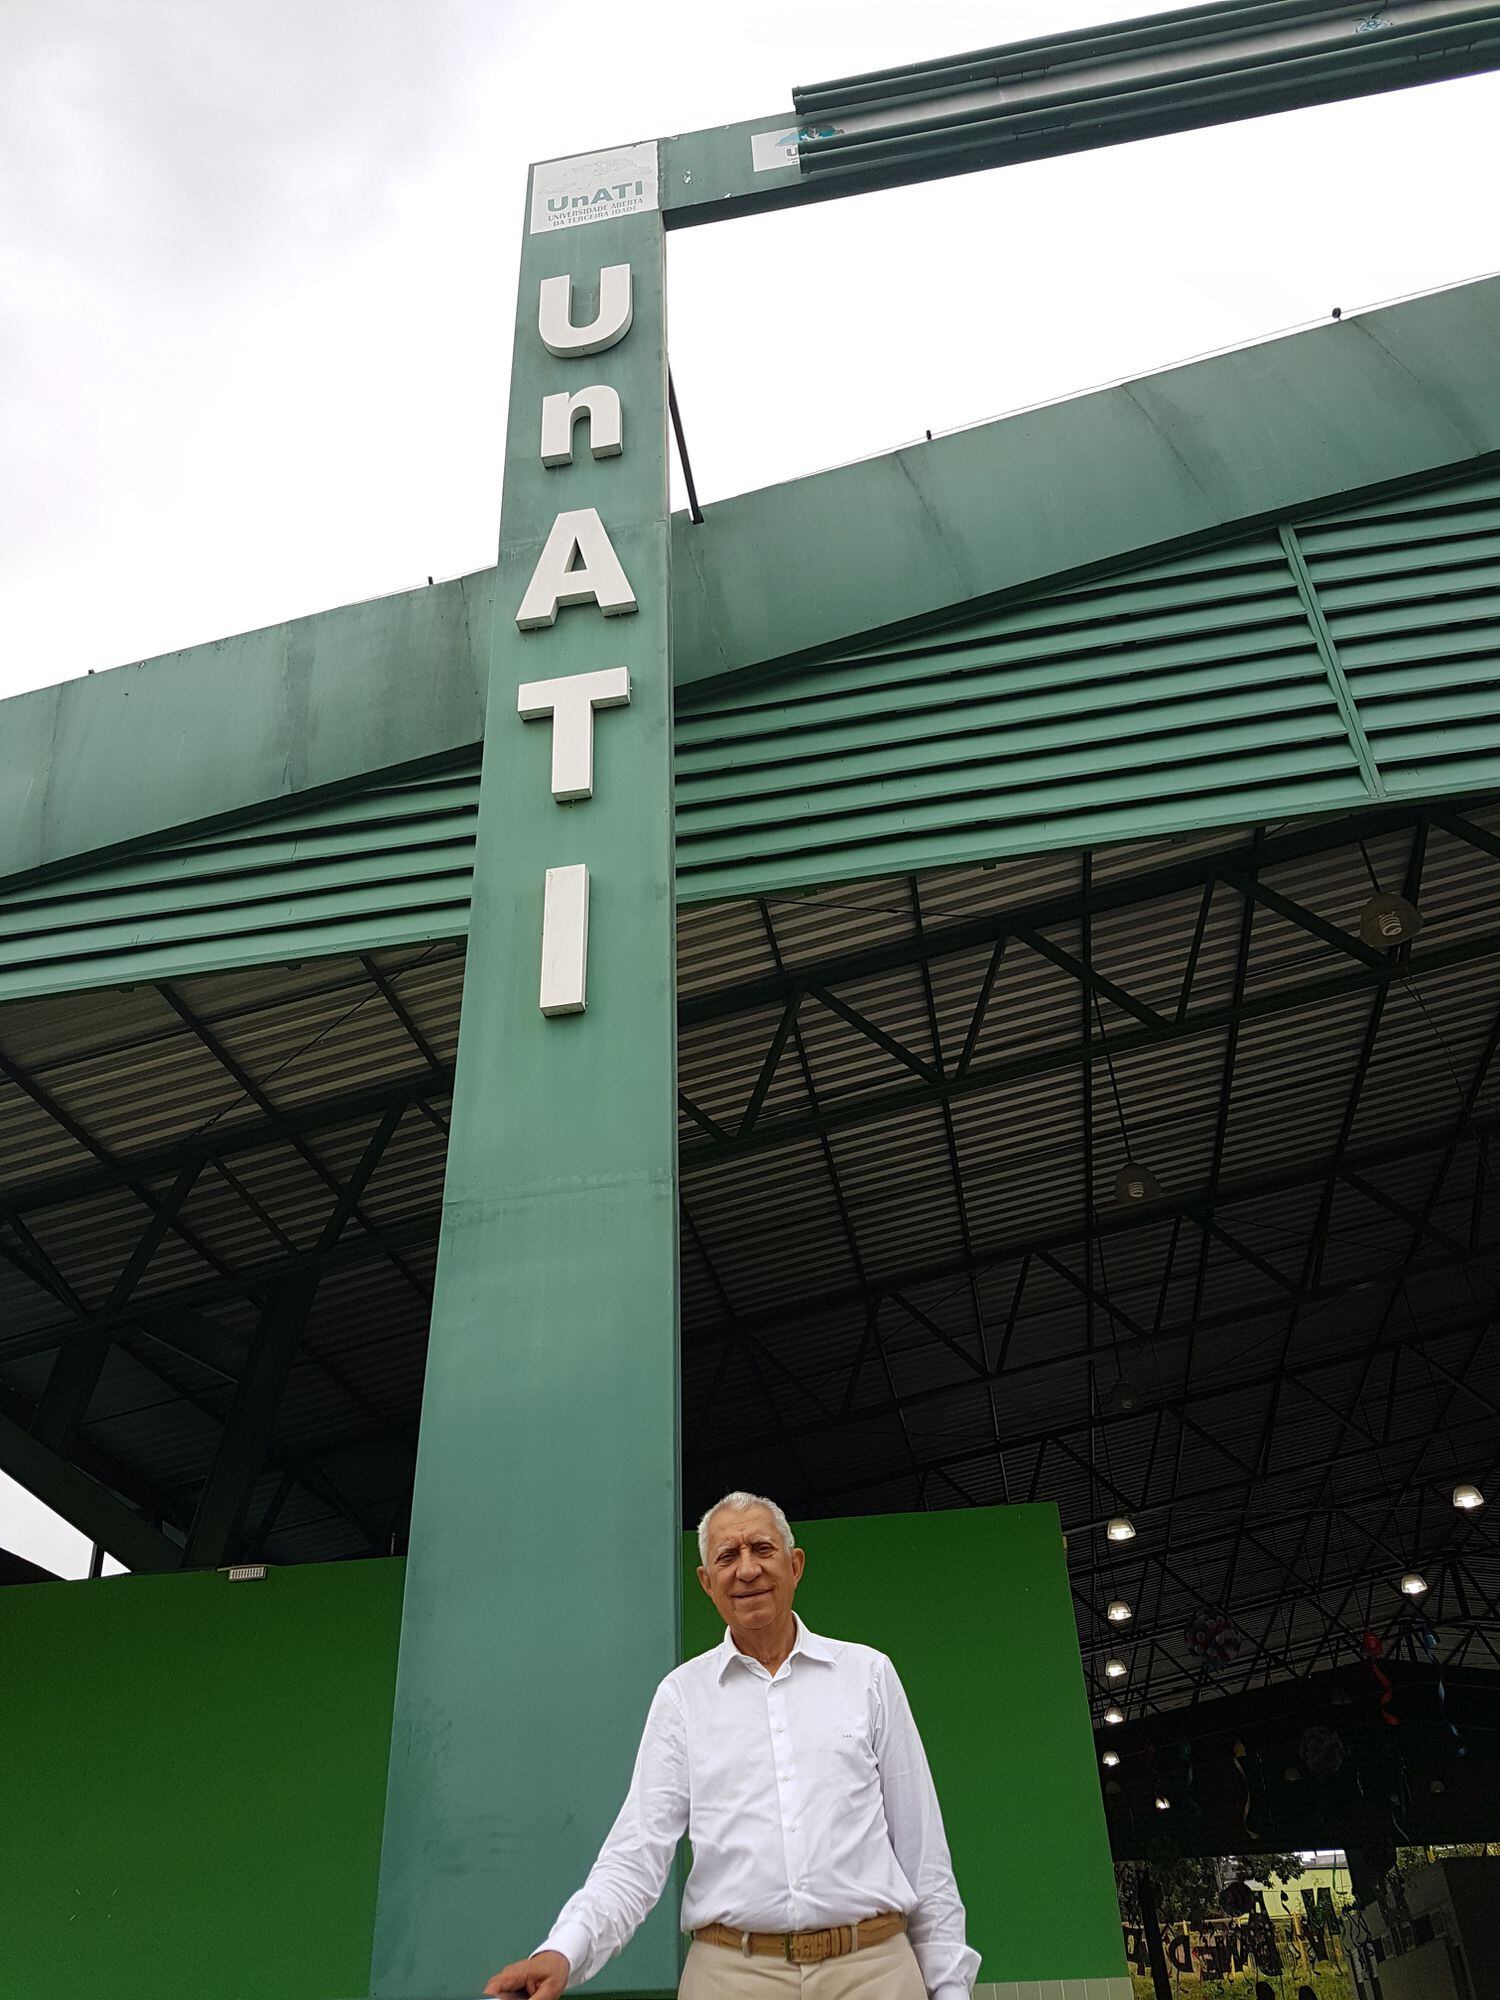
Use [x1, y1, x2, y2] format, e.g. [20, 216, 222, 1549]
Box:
[679, 1933, 926, 1999]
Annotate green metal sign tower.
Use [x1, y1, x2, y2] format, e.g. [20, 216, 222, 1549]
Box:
[368, 4, 1500, 1994]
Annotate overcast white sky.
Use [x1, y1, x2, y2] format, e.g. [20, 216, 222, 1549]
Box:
[2, 0, 1498, 707]
[1, 3, 1498, 1568]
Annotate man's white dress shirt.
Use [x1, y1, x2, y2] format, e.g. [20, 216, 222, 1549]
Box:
[539, 1619, 979, 2000]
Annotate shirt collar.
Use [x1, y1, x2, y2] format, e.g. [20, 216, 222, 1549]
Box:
[716, 1614, 835, 1680]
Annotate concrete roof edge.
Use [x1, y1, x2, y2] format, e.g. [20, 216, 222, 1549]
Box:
[671, 275, 1500, 687]
[4, 276, 1498, 886]
[0, 571, 495, 893]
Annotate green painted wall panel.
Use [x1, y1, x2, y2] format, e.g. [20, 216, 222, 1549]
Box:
[0, 1562, 405, 2000]
[0, 1510, 1120, 1999]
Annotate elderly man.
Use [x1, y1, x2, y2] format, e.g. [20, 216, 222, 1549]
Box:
[486, 1491, 977, 2000]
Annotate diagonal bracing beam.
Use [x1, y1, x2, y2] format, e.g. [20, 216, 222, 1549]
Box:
[0, 1404, 182, 1573]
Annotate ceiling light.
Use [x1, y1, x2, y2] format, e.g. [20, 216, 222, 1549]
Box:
[1400, 1571, 1429, 1597]
[1101, 1379, 1143, 1417]
[1101, 1750, 1120, 1768]
[1103, 1706, 1124, 1726]
[1107, 1598, 1133, 1623]
[1155, 1795, 1171, 1812]
[1114, 1160, 1163, 1206]
[1453, 1482, 1485, 1511]
[1106, 1516, 1137, 1543]
[1358, 892, 1422, 949]
[1105, 1658, 1128, 1680]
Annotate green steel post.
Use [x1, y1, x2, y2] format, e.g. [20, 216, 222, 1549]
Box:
[371, 151, 679, 1999]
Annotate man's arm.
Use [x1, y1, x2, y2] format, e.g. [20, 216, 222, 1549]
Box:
[489, 1678, 689, 1994]
[874, 1657, 981, 2000]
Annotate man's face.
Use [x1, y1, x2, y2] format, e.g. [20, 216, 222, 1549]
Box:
[696, 1505, 805, 1640]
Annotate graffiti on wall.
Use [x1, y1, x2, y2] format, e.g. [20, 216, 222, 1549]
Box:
[1124, 1898, 1354, 1997]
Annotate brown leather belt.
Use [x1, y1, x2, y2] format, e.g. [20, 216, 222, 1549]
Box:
[692, 1912, 907, 1964]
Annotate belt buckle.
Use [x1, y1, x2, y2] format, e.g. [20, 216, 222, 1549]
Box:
[783, 1932, 796, 1963]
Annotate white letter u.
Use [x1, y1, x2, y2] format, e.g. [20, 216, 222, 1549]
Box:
[538, 265, 633, 358]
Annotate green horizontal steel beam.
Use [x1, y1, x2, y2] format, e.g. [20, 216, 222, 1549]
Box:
[659, 3, 1500, 225]
[670, 281, 1500, 687]
[4, 280, 1500, 896]
[793, 10, 1500, 189]
[793, 2, 1500, 118]
[0, 591, 490, 897]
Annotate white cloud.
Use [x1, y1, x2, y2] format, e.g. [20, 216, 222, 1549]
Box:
[1, 2, 1496, 699]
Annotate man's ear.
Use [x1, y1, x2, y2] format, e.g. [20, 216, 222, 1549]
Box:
[696, 1565, 714, 1598]
[791, 1547, 806, 1584]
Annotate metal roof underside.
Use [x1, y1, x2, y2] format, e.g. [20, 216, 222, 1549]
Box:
[3, 794, 1498, 1715]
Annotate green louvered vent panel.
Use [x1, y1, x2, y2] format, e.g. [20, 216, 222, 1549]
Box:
[0, 764, 479, 1004]
[9, 468, 1500, 1001]
[674, 534, 1366, 901]
[1297, 470, 1500, 802]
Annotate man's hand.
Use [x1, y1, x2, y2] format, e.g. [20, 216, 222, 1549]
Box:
[484, 1948, 570, 1997]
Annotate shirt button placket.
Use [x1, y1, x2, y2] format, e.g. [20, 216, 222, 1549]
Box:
[769, 1675, 803, 1927]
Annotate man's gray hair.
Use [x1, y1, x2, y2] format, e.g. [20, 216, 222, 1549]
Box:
[696, 1490, 796, 1567]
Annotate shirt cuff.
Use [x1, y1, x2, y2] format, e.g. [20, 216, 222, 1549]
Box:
[535, 1920, 590, 1983]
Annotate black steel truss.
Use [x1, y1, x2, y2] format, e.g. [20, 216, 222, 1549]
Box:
[2, 802, 1499, 1719]
[677, 797, 1500, 1714]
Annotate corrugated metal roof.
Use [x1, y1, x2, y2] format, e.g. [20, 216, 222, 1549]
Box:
[675, 793, 1500, 1707]
[3, 788, 1500, 1704]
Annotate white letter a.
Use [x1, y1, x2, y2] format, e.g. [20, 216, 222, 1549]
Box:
[515, 509, 638, 630]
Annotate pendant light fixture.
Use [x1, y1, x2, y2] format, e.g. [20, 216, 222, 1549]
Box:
[1358, 891, 1422, 949]
[1113, 1159, 1163, 1206]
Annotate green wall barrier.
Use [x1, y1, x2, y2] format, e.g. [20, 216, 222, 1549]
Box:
[0, 1559, 404, 2000]
[0, 1504, 1120, 1997]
